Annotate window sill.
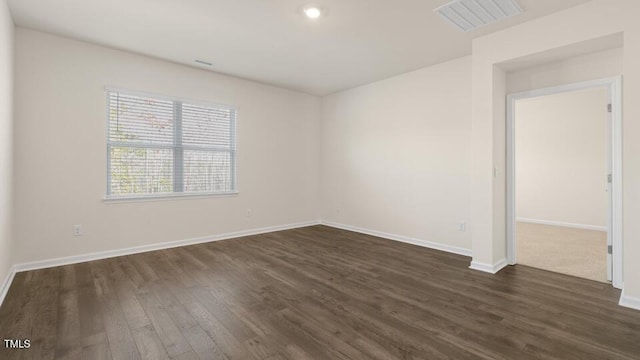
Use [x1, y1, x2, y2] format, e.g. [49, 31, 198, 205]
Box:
[103, 191, 239, 204]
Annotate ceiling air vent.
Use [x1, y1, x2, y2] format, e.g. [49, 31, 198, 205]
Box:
[434, 0, 523, 32]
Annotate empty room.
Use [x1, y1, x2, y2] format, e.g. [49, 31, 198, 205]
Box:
[1, 0, 640, 359]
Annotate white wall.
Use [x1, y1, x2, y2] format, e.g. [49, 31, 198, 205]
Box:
[0, 0, 13, 285]
[7, 0, 640, 310]
[507, 48, 623, 93]
[515, 88, 608, 228]
[471, 0, 640, 301]
[13, 28, 320, 264]
[320, 56, 472, 253]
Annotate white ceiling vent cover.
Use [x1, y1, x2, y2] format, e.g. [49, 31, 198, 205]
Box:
[435, 0, 523, 32]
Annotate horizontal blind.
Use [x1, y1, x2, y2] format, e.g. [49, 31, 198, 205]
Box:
[181, 103, 235, 193]
[107, 89, 236, 197]
[183, 150, 233, 192]
[108, 93, 174, 145]
[182, 104, 233, 148]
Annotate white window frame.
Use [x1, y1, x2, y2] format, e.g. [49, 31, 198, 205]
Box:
[104, 87, 238, 202]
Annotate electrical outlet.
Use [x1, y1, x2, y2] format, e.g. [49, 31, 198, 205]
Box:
[73, 225, 83, 236]
[457, 222, 467, 232]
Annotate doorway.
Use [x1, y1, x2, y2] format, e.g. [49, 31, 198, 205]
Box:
[506, 77, 622, 288]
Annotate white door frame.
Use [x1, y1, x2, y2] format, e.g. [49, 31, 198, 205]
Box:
[506, 76, 623, 289]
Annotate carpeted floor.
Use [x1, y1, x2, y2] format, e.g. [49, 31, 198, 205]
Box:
[516, 222, 608, 283]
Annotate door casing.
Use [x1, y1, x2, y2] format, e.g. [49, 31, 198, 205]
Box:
[506, 76, 623, 289]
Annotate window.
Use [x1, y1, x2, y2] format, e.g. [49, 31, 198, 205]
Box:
[106, 89, 237, 199]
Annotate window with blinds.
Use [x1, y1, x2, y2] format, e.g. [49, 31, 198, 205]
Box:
[106, 89, 237, 198]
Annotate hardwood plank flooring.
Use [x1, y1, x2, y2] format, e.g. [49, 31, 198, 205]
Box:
[1, 225, 639, 359]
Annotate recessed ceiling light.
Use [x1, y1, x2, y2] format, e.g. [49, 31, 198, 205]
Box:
[303, 6, 322, 19]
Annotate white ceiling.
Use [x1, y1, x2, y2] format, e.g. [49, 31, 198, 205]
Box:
[7, 0, 591, 96]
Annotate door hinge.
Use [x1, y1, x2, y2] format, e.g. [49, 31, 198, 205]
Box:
[608, 174, 612, 183]
[607, 104, 612, 113]
[608, 245, 613, 254]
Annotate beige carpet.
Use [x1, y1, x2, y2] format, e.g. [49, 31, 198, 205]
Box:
[516, 222, 608, 283]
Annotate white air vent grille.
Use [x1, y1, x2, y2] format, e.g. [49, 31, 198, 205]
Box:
[434, 0, 523, 32]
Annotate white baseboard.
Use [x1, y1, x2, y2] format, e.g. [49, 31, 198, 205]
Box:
[0, 220, 318, 308]
[516, 217, 606, 232]
[619, 290, 640, 311]
[320, 220, 472, 257]
[3, 219, 638, 313]
[469, 258, 509, 274]
[0, 266, 17, 309]
[11, 220, 321, 274]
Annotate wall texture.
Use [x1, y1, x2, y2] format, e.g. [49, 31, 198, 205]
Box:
[0, 0, 14, 288]
[515, 88, 608, 228]
[320, 56, 472, 253]
[13, 28, 321, 264]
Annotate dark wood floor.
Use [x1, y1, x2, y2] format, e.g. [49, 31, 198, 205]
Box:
[1, 225, 639, 360]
